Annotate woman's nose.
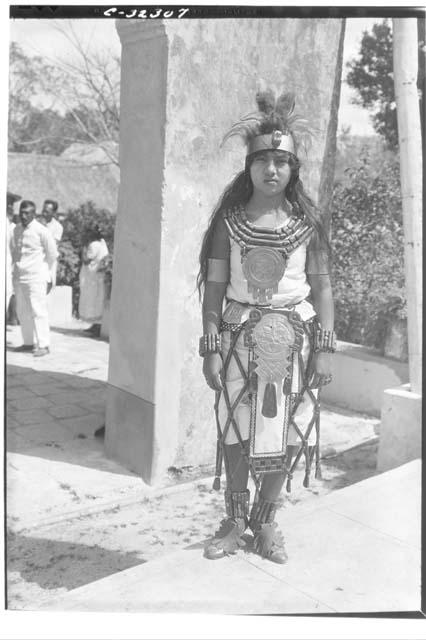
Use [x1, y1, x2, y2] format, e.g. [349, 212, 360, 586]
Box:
[264, 160, 276, 175]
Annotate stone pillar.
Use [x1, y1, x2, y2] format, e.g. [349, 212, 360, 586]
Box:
[377, 19, 423, 472]
[106, 18, 345, 484]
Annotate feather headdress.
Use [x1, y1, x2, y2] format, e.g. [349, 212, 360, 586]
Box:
[222, 88, 315, 156]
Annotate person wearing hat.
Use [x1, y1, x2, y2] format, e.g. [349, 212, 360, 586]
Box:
[197, 89, 335, 564]
[10, 200, 58, 356]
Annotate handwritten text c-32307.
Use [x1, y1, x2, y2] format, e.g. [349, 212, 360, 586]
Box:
[103, 7, 190, 19]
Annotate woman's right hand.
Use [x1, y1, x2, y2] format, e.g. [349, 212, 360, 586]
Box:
[203, 353, 223, 391]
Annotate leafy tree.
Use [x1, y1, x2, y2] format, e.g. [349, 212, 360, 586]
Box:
[347, 18, 425, 148]
[346, 20, 397, 148]
[331, 150, 405, 353]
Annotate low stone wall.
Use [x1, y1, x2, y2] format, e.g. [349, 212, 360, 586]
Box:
[377, 384, 421, 472]
[322, 341, 409, 417]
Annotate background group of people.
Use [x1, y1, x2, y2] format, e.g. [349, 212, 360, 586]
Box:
[6, 192, 109, 355]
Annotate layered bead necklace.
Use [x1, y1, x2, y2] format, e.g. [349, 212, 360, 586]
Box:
[224, 205, 313, 304]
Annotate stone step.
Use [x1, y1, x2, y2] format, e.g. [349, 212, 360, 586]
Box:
[39, 460, 421, 614]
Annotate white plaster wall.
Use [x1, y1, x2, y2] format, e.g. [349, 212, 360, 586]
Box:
[156, 19, 343, 467]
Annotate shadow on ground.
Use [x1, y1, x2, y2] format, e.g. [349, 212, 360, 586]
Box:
[49, 325, 108, 342]
[7, 529, 145, 595]
[321, 439, 380, 490]
[6, 363, 135, 477]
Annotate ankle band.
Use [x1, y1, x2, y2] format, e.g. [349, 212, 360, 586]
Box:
[224, 490, 250, 519]
[249, 498, 279, 529]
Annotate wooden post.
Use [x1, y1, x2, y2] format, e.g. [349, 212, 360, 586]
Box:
[392, 19, 423, 395]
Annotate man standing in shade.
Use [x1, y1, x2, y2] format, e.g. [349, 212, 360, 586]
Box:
[42, 199, 63, 244]
[10, 200, 58, 357]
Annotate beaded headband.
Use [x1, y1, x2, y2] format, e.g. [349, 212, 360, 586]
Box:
[247, 131, 295, 155]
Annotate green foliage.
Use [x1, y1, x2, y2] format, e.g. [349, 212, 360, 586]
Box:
[346, 20, 398, 148]
[331, 150, 405, 352]
[61, 201, 115, 251]
[56, 201, 116, 314]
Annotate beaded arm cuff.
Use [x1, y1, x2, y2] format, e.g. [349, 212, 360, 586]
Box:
[199, 333, 222, 357]
[313, 328, 336, 353]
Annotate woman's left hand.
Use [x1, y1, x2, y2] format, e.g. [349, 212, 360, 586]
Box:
[308, 352, 333, 389]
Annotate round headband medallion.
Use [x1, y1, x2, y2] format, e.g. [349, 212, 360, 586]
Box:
[271, 130, 283, 148]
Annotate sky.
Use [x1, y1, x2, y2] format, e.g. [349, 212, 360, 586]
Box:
[8, 16, 381, 136]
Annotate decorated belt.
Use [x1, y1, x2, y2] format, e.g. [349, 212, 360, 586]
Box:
[220, 299, 315, 333]
[221, 299, 295, 333]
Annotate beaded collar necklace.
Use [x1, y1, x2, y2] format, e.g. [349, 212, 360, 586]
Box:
[224, 205, 313, 256]
[223, 205, 313, 303]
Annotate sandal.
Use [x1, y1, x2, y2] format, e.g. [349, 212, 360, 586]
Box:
[204, 517, 247, 559]
[253, 522, 288, 564]
[204, 489, 249, 560]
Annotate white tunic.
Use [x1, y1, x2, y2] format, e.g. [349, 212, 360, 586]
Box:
[78, 239, 109, 322]
[219, 215, 317, 448]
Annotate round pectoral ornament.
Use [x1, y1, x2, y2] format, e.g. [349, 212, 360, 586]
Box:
[241, 247, 286, 303]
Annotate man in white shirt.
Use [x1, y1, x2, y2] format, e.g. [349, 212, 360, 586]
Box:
[10, 200, 58, 357]
[42, 199, 63, 244]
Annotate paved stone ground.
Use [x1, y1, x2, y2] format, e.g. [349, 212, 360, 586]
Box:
[39, 461, 422, 614]
[6, 322, 383, 610]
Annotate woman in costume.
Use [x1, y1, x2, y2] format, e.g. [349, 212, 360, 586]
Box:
[197, 90, 335, 564]
[78, 224, 109, 337]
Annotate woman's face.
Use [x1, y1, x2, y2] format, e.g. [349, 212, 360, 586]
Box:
[249, 151, 291, 198]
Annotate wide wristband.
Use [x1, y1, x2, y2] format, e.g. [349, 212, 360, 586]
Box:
[199, 333, 222, 357]
[313, 328, 336, 353]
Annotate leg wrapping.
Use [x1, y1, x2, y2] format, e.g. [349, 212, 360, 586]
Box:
[249, 497, 278, 530]
[249, 496, 288, 564]
[224, 489, 250, 519]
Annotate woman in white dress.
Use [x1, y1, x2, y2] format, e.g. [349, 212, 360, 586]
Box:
[78, 224, 109, 337]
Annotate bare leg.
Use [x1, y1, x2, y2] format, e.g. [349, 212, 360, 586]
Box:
[259, 444, 297, 500]
[223, 440, 249, 492]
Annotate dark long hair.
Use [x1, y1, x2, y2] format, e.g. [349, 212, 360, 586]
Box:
[196, 149, 330, 299]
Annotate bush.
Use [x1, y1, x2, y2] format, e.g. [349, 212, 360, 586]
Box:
[56, 201, 116, 315]
[330, 150, 405, 352]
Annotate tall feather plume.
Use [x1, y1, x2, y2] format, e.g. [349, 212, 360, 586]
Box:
[255, 89, 276, 115]
[221, 87, 317, 154]
[275, 92, 295, 123]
